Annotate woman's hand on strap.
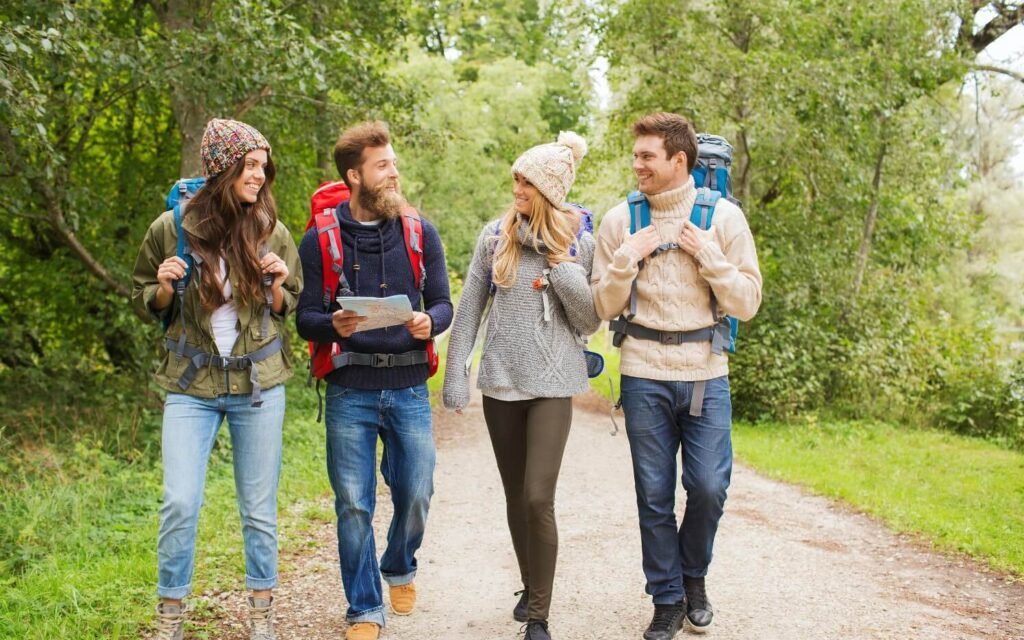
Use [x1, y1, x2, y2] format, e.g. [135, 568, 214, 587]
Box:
[260, 252, 289, 290]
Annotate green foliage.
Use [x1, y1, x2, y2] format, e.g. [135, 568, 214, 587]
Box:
[734, 418, 1024, 575]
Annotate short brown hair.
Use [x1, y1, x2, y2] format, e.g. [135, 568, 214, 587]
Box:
[334, 121, 391, 187]
[632, 112, 698, 173]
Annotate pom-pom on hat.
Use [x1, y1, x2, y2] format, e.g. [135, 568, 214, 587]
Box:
[511, 131, 588, 207]
[200, 118, 271, 178]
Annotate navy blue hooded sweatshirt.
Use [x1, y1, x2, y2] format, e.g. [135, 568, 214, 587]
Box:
[296, 201, 453, 390]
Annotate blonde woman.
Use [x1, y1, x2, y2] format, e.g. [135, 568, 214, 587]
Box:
[442, 132, 600, 640]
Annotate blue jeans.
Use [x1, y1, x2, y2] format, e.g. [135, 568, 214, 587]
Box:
[620, 375, 732, 605]
[324, 383, 435, 626]
[157, 384, 285, 599]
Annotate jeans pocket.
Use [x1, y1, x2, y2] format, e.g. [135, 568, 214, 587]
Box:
[408, 383, 431, 402]
[325, 384, 352, 400]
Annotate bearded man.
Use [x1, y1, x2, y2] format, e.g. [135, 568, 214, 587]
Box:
[296, 121, 453, 640]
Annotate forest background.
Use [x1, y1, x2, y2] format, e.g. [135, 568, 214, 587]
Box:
[2, 1, 1024, 638]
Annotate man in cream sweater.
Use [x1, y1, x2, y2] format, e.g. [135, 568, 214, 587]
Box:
[591, 112, 762, 639]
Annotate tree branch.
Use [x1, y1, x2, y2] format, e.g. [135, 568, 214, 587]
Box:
[0, 123, 131, 298]
[971, 62, 1024, 84]
[232, 84, 273, 119]
[971, 2, 1024, 53]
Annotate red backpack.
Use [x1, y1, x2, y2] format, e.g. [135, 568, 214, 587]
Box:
[306, 181, 439, 384]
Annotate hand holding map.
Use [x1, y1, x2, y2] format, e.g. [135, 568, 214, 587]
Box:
[336, 295, 414, 332]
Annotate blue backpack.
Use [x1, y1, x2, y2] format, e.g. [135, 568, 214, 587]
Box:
[161, 178, 206, 330]
[610, 134, 739, 354]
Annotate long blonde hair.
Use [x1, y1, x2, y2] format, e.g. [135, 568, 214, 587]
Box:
[491, 193, 579, 289]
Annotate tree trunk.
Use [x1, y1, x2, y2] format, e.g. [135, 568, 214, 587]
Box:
[171, 91, 208, 177]
[149, 0, 212, 177]
[316, 90, 336, 181]
[852, 139, 888, 294]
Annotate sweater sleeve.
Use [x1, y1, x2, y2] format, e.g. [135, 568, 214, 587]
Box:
[442, 223, 496, 411]
[590, 205, 642, 321]
[420, 219, 454, 337]
[548, 232, 601, 336]
[295, 226, 341, 344]
[694, 204, 763, 322]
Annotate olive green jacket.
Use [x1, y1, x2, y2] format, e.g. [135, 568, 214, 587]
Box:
[131, 208, 303, 398]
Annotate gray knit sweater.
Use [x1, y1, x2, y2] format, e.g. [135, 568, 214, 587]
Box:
[442, 219, 601, 411]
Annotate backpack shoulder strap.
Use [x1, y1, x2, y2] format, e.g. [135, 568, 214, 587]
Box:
[690, 187, 721, 230]
[399, 206, 425, 292]
[313, 205, 346, 310]
[626, 191, 650, 235]
[487, 219, 502, 297]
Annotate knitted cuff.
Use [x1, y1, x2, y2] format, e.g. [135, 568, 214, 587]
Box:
[612, 244, 642, 271]
[548, 261, 587, 289]
[442, 381, 469, 411]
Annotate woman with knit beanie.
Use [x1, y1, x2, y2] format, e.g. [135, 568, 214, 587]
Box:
[442, 132, 600, 640]
[131, 119, 302, 640]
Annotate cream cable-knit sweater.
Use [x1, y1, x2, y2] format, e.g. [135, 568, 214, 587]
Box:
[591, 178, 762, 381]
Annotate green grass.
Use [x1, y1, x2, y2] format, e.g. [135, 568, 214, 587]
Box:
[0, 380, 332, 639]
[733, 418, 1024, 576]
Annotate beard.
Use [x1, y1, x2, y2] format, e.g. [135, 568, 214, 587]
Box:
[357, 176, 406, 220]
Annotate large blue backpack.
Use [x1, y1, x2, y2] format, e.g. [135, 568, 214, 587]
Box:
[610, 134, 740, 353]
[161, 178, 206, 330]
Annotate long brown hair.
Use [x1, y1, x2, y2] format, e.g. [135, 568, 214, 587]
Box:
[184, 155, 278, 310]
[491, 191, 578, 289]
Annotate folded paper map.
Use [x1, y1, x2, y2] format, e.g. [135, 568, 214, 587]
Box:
[336, 295, 414, 332]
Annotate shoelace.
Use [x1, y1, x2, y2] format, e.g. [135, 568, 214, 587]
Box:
[649, 605, 682, 631]
[250, 604, 275, 639]
[154, 608, 184, 640]
[685, 582, 709, 611]
[519, 620, 549, 638]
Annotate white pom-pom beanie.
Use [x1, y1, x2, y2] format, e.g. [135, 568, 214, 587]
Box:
[511, 131, 588, 207]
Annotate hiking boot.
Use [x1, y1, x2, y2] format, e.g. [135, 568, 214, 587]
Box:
[346, 622, 381, 640]
[683, 577, 714, 633]
[642, 601, 685, 640]
[153, 602, 185, 640]
[389, 581, 416, 615]
[521, 620, 551, 640]
[513, 588, 529, 622]
[247, 596, 276, 640]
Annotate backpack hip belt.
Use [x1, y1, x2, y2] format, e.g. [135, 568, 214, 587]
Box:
[330, 349, 430, 369]
[609, 318, 732, 353]
[164, 336, 283, 407]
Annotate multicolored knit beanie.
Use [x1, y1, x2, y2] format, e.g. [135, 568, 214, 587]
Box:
[511, 131, 588, 207]
[200, 118, 271, 177]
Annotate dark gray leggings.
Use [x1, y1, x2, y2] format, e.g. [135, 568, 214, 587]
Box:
[482, 395, 573, 623]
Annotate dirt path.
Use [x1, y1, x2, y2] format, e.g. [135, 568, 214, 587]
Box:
[205, 392, 1024, 640]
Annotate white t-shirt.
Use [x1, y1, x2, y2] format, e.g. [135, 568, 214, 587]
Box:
[210, 258, 239, 356]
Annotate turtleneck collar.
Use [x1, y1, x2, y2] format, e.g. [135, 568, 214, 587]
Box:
[646, 176, 696, 217]
[514, 213, 550, 250]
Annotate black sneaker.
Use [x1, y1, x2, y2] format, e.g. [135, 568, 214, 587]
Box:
[521, 620, 551, 640]
[683, 577, 714, 633]
[513, 589, 529, 622]
[642, 601, 685, 640]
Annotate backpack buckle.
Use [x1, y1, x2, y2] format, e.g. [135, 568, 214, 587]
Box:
[660, 332, 681, 345]
[372, 353, 393, 368]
